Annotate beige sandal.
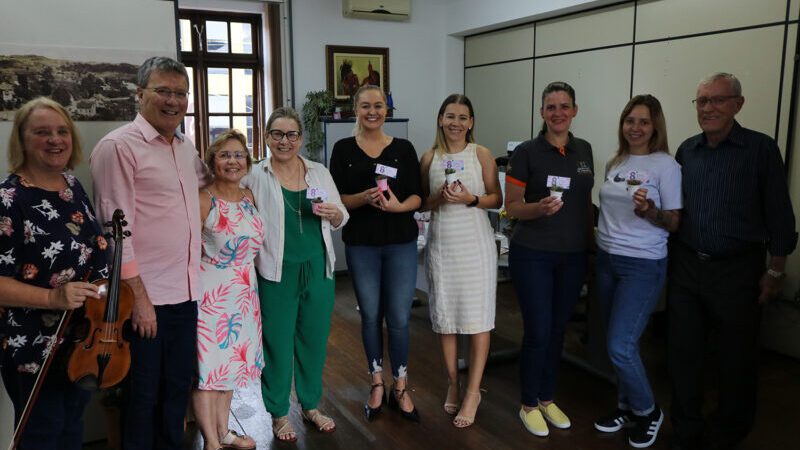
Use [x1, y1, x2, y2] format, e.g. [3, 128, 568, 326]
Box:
[454, 391, 482, 428]
[302, 409, 336, 433]
[443, 380, 460, 415]
[271, 416, 297, 442]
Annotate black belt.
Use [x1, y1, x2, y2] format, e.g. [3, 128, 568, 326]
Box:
[679, 241, 764, 262]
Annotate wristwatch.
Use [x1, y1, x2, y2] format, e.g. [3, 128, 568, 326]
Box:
[467, 195, 479, 207]
[767, 268, 786, 280]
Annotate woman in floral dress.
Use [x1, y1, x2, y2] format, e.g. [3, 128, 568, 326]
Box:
[192, 130, 263, 450]
[0, 97, 109, 449]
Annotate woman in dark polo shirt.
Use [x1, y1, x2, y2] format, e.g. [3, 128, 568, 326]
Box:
[504, 81, 594, 438]
[329, 85, 423, 423]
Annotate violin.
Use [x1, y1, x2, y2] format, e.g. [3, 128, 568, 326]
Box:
[9, 209, 134, 449]
[67, 208, 134, 390]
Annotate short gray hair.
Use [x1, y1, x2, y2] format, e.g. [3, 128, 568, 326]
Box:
[699, 72, 742, 96]
[137, 56, 189, 88]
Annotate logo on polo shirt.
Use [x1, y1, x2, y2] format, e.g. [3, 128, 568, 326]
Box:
[576, 161, 592, 175]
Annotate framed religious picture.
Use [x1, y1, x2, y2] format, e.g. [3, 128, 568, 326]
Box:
[326, 45, 389, 106]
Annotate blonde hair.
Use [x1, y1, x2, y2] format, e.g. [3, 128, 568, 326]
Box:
[7, 97, 82, 173]
[352, 85, 386, 137]
[432, 94, 475, 156]
[204, 129, 252, 173]
[266, 106, 303, 133]
[607, 94, 669, 172]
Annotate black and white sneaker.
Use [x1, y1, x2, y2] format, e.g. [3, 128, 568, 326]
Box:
[628, 407, 663, 448]
[594, 408, 634, 432]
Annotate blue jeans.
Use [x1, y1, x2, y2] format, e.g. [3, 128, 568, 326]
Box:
[595, 249, 666, 415]
[0, 362, 89, 450]
[509, 243, 587, 406]
[345, 241, 417, 379]
[123, 300, 198, 450]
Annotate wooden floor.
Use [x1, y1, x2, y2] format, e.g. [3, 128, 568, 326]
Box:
[87, 274, 800, 449]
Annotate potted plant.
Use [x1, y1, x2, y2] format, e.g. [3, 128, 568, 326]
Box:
[626, 178, 642, 196]
[301, 90, 335, 162]
[375, 174, 389, 192]
[445, 167, 459, 186]
[311, 196, 324, 214]
[549, 184, 565, 200]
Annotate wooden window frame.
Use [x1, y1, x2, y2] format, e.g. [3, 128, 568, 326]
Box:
[178, 9, 266, 159]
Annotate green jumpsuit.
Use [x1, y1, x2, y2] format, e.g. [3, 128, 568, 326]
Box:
[258, 187, 335, 416]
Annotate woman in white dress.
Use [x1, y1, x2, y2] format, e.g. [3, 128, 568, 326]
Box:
[419, 94, 502, 428]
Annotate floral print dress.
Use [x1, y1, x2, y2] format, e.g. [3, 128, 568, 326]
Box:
[0, 173, 109, 377]
[197, 191, 265, 390]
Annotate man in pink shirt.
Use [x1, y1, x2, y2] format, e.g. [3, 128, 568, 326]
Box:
[90, 56, 210, 449]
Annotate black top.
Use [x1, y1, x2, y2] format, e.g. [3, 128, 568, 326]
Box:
[506, 131, 594, 252]
[676, 121, 797, 256]
[0, 173, 110, 371]
[329, 136, 422, 246]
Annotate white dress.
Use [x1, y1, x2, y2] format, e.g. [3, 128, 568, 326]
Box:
[424, 143, 497, 334]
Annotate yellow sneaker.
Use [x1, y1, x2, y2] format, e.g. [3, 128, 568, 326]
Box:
[538, 401, 571, 429]
[519, 407, 549, 437]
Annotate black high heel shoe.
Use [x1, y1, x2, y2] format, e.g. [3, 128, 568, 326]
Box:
[388, 384, 421, 423]
[364, 382, 386, 421]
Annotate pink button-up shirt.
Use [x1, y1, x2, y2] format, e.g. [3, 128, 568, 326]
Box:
[89, 114, 210, 305]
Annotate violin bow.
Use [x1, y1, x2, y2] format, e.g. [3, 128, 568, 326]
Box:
[7, 270, 90, 450]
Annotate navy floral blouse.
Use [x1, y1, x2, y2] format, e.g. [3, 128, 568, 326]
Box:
[0, 173, 110, 375]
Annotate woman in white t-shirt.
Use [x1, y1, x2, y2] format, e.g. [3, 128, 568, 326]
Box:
[593, 95, 682, 449]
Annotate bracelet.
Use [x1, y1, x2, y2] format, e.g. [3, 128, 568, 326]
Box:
[767, 268, 786, 279]
[467, 195, 479, 207]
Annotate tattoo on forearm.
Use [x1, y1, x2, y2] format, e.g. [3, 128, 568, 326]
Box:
[647, 208, 673, 230]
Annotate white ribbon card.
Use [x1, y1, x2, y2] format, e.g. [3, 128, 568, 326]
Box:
[546, 175, 571, 189]
[442, 159, 465, 171]
[375, 164, 398, 178]
[306, 187, 328, 200]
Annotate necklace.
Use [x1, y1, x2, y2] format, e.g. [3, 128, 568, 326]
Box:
[17, 171, 67, 191]
[278, 158, 304, 234]
[208, 184, 245, 202]
[282, 188, 302, 234]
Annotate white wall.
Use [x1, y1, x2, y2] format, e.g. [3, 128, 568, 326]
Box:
[181, 0, 276, 11]
[446, 0, 616, 35]
[291, 0, 456, 155]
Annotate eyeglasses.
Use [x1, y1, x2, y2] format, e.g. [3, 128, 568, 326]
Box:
[268, 130, 301, 142]
[216, 151, 246, 160]
[145, 87, 189, 100]
[692, 95, 739, 107]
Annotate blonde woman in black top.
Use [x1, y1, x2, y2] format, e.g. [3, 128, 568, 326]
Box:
[329, 85, 423, 423]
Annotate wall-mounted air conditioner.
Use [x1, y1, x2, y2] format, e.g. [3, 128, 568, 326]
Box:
[342, 0, 410, 21]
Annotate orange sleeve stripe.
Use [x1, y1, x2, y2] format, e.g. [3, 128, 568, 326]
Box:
[505, 175, 527, 188]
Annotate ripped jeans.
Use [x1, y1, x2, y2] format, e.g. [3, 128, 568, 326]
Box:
[345, 241, 418, 379]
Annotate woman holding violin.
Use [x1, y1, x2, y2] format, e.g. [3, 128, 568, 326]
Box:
[0, 97, 110, 448]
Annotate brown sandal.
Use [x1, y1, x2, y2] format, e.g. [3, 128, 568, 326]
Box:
[219, 429, 256, 449]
